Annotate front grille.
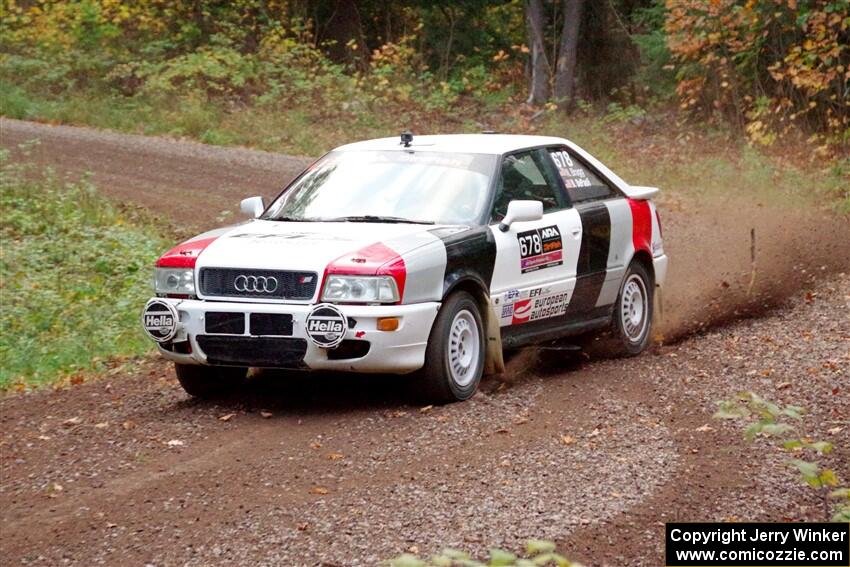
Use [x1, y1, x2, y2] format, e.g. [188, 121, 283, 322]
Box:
[199, 268, 318, 300]
[197, 335, 307, 368]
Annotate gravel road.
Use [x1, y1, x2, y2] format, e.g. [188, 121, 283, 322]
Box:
[1, 118, 312, 227]
[1, 119, 848, 566]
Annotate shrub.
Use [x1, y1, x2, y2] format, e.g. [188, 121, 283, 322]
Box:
[665, 0, 850, 150]
[387, 540, 582, 567]
[714, 392, 850, 521]
[0, 151, 169, 389]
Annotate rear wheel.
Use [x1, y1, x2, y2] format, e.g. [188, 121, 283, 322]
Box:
[415, 291, 485, 403]
[174, 363, 247, 399]
[610, 261, 654, 355]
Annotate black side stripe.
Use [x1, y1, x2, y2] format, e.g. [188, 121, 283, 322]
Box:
[432, 226, 497, 296]
[565, 202, 611, 315]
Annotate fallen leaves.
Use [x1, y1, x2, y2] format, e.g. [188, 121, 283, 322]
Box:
[327, 452, 344, 461]
[560, 435, 576, 445]
[62, 417, 82, 427]
[308, 486, 329, 495]
[219, 413, 236, 422]
[47, 482, 63, 497]
[94, 422, 109, 429]
[122, 420, 136, 430]
[166, 439, 184, 447]
[694, 424, 714, 432]
[260, 411, 273, 419]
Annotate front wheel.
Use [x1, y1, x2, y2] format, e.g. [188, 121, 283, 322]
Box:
[174, 363, 247, 399]
[415, 291, 485, 404]
[610, 261, 654, 356]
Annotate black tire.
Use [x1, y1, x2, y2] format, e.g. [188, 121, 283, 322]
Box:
[414, 291, 486, 404]
[174, 363, 247, 399]
[609, 260, 654, 356]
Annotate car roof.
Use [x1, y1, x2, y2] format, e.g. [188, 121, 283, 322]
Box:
[334, 134, 571, 155]
[332, 133, 640, 197]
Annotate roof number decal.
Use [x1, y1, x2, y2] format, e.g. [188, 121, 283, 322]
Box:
[551, 150, 592, 190]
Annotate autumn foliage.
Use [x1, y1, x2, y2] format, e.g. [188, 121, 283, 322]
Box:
[0, 0, 847, 153]
[666, 0, 849, 149]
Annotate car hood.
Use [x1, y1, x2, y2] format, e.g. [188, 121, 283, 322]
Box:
[191, 219, 457, 275]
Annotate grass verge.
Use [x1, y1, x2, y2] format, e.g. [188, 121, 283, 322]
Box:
[0, 152, 169, 390]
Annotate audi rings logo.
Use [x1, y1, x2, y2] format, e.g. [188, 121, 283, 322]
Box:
[234, 274, 279, 293]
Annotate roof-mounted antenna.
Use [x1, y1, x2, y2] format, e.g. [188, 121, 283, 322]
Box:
[400, 131, 413, 147]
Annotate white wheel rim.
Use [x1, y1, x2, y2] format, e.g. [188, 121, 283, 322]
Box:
[448, 309, 480, 387]
[620, 274, 648, 342]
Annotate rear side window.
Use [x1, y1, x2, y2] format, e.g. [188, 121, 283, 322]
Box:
[548, 148, 616, 203]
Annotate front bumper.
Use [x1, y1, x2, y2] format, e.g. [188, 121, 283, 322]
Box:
[152, 298, 440, 374]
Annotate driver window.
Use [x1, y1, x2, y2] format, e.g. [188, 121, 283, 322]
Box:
[490, 150, 566, 222]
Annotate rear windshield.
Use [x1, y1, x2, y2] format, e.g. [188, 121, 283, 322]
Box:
[263, 150, 497, 225]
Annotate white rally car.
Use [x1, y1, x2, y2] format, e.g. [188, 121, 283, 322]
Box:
[142, 134, 667, 402]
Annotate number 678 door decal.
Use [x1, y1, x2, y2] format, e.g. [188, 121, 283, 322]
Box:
[517, 225, 563, 274]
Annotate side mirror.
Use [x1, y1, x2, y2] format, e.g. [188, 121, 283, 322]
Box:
[240, 196, 265, 219]
[498, 200, 543, 232]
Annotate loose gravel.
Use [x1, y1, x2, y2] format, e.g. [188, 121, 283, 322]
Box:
[1, 119, 847, 566]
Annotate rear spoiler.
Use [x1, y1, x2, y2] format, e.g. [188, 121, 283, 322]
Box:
[623, 185, 659, 200]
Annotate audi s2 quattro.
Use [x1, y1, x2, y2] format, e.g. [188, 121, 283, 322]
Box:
[142, 133, 667, 402]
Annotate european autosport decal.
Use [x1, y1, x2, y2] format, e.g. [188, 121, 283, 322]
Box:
[499, 286, 573, 326]
[517, 225, 563, 274]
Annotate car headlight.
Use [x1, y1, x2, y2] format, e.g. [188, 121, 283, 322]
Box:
[153, 268, 195, 295]
[321, 275, 399, 303]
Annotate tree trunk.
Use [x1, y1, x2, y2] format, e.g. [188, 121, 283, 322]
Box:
[322, 0, 367, 70]
[525, 0, 551, 104]
[439, 5, 457, 82]
[553, 0, 584, 109]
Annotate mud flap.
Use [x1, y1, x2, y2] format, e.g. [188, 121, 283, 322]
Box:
[653, 285, 664, 337]
[480, 293, 505, 375]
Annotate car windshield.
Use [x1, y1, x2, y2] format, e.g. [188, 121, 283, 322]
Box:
[263, 150, 497, 225]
